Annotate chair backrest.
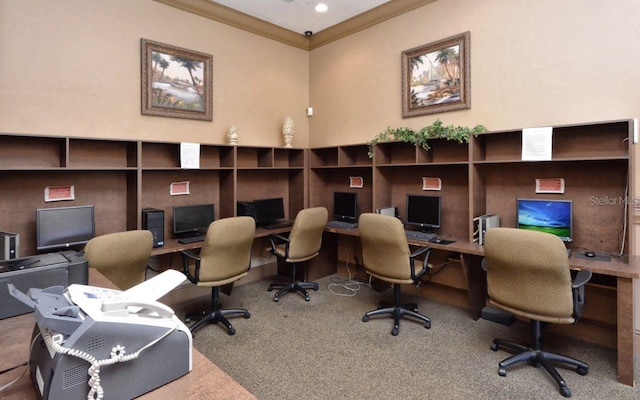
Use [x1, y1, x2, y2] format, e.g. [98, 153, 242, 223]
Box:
[84, 230, 154, 290]
[484, 227, 574, 320]
[196, 216, 255, 283]
[286, 207, 328, 261]
[358, 213, 412, 281]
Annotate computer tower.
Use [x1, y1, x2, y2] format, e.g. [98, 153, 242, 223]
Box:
[0, 231, 19, 260]
[473, 214, 500, 245]
[237, 201, 257, 219]
[142, 208, 164, 248]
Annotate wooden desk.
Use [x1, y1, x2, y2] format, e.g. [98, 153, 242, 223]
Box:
[0, 269, 256, 400]
[325, 227, 639, 387]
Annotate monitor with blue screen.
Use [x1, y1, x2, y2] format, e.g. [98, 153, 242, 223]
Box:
[516, 198, 573, 242]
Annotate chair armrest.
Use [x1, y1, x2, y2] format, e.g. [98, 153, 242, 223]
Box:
[268, 233, 290, 255]
[409, 246, 432, 280]
[571, 269, 592, 320]
[180, 250, 201, 283]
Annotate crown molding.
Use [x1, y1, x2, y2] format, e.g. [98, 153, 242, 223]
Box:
[154, 0, 437, 51]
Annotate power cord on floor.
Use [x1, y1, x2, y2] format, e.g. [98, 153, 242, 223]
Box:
[0, 332, 40, 393]
[328, 244, 370, 297]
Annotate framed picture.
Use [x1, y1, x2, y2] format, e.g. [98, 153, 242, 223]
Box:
[401, 31, 470, 118]
[141, 38, 213, 121]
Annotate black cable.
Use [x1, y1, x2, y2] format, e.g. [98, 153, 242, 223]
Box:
[0, 361, 28, 375]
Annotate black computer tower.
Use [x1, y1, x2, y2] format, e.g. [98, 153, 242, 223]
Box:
[142, 208, 164, 247]
[237, 201, 257, 219]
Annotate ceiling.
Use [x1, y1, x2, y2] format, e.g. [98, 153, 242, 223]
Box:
[210, 0, 391, 35]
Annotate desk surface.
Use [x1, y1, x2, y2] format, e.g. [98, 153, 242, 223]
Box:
[0, 269, 256, 400]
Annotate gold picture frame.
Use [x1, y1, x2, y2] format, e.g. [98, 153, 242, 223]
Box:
[401, 31, 470, 118]
[141, 38, 213, 121]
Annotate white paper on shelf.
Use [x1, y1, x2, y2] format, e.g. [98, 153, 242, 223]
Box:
[521, 127, 552, 161]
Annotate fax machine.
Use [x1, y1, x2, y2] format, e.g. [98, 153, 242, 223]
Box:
[9, 270, 192, 400]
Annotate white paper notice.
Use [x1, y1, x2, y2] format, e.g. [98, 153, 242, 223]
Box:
[180, 142, 200, 169]
[521, 127, 552, 161]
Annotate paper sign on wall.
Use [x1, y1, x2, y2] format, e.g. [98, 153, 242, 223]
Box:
[180, 142, 200, 169]
[422, 177, 442, 191]
[44, 185, 75, 202]
[170, 181, 190, 196]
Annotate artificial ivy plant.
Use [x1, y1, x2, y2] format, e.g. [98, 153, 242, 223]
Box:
[367, 119, 488, 158]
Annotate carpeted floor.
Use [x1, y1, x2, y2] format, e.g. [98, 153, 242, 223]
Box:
[171, 274, 639, 400]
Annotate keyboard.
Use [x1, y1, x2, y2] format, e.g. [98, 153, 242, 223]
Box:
[404, 230, 437, 242]
[178, 235, 205, 244]
[326, 220, 358, 230]
[260, 220, 294, 230]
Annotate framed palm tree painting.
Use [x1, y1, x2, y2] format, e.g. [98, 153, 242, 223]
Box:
[141, 39, 213, 121]
[401, 31, 470, 118]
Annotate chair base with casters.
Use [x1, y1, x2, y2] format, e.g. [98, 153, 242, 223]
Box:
[362, 282, 431, 336]
[490, 319, 588, 398]
[268, 262, 318, 302]
[186, 286, 250, 336]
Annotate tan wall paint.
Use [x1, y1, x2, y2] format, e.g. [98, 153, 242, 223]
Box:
[0, 0, 310, 147]
[309, 0, 640, 147]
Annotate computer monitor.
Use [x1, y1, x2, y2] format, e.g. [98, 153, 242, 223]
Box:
[253, 197, 285, 225]
[405, 194, 441, 231]
[36, 205, 95, 252]
[516, 198, 573, 242]
[333, 192, 358, 222]
[172, 203, 215, 237]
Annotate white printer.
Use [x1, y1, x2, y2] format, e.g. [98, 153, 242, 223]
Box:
[9, 270, 192, 400]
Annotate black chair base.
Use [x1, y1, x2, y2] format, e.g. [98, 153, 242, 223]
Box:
[362, 283, 431, 336]
[268, 280, 318, 302]
[186, 286, 250, 336]
[490, 321, 589, 398]
[186, 307, 250, 336]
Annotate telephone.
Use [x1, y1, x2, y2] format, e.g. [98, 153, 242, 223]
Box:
[9, 270, 192, 400]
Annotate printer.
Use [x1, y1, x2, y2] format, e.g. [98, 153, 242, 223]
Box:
[9, 270, 192, 400]
[0, 251, 88, 319]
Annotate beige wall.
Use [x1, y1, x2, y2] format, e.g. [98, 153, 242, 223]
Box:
[0, 0, 310, 147]
[309, 0, 640, 147]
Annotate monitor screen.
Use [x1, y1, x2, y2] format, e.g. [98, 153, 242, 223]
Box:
[333, 192, 358, 222]
[516, 198, 573, 242]
[253, 198, 285, 224]
[36, 205, 95, 251]
[405, 194, 441, 230]
[172, 203, 215, 236]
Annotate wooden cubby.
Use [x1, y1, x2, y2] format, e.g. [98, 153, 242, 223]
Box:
[0, 135, 307, 256]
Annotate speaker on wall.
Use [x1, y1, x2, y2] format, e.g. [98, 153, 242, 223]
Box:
[142, 208, 164, 247]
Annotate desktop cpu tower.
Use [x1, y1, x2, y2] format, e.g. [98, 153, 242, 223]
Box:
[0, 231, 19, 260]
[142, 208, 164, 248]
[237, 201, 257, 219]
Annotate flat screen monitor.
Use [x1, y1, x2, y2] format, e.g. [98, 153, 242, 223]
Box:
[36, 205, 95, 252]
[172, 203, 215, 237]
[516, 198, 573, 242]
[253, 197, 285, 224]
[333, 192, 358, 222]
[405, 194, 441, 231]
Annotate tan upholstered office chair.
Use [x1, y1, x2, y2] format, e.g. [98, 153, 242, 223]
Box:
[358, 213, 432, 336]
[267, 207, 328, 302]
[483, 227, 591, 398]
[84, 230, 154, 290]
[181, 216, 255, 336]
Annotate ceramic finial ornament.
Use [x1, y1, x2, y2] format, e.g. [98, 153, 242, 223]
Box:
[282, 117, 294, 148]
[227, 125, 238, 145]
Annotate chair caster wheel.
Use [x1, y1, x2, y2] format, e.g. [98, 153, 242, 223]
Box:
[559, 387, 571, 397]
[391, 326, 399, 336]
[424, 321, 431, 329]
[267, 287, 273, 292]
[313, 286, 319, 291]
[490, 343, 499, 351]
[576, 366, 588, 376]
[498, 367, 507, 377]
[305, 295, 310, 301]
[228, 328, 236, 336]
[244, 311, 251, 319]
[362, 315, 369, 322]
[273, 297, 279, 302]
[185, 318, 191, 323]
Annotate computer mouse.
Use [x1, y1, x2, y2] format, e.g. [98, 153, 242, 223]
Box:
[584, 251, 596, 258]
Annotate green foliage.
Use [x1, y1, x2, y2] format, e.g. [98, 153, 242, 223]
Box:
[367, 119, 488, 158]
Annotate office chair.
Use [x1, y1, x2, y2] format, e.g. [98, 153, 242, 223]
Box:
[483, 227, 592, 398]
[83, 230, 154, 290]
[358, 213, 432, 336]
[267, 207, 328, 302]
[181, 216, 255, 336]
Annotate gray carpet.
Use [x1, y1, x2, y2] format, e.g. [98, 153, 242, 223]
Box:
[175, 274, 638, 400]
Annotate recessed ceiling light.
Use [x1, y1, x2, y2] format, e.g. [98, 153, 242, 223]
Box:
[315, 3, 328, 13]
